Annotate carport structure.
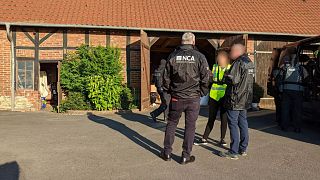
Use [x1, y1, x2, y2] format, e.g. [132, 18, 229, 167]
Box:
[0, 0, 319, 111]
[139, 31, 247, 109]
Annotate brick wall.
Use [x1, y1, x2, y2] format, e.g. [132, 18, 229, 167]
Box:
[0, 27, 142, 111]
[0, 27, 12, 109]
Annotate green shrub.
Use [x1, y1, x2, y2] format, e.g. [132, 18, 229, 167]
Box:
[60, 45, 135, 111]
[60, 54, 84, 92]
[87, 75, 122, 111]
[60, 92, 91, 112]
[60, 45, 123, 92]
[120, 86, 136, 110]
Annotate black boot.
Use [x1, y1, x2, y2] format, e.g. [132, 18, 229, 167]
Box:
[150, 112, 157, 123]
[180, 156, 195, 165]
[159, 151, 171, 161]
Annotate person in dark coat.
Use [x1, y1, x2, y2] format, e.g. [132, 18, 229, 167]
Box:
[150, 59, 170, 122]
[267, 48, 282, 126]
[279, 50, 309, 133]
[159, 32, 210, 165]
[219, 44, 255, 160]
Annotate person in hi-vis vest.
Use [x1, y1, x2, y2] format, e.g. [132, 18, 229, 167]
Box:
[194, 51, 230, 146]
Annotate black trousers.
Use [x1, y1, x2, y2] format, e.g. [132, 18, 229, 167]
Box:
[164, 97, 200, 158]
[203, 97, 227, 140]
[150, 91, 170, 119]
[281, 90, 304, 129]
[274, 94, 282, 126]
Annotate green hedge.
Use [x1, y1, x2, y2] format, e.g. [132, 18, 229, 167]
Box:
[60, 45, 135, 111]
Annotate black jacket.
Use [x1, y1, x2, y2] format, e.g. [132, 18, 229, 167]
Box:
[224, 55, 255, 110]
[153, 59, 166, 91]
[163, 45, 210, 99]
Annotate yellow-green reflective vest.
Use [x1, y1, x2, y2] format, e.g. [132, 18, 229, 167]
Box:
[209, 64, 231, 101]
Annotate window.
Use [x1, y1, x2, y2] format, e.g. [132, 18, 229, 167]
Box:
[17, 61, 34, 89]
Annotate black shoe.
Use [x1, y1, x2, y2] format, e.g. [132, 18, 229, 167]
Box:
[219, 139, 227, 146]
[193, 138, 208, 145]
[159, 151, 171, 161]
[180, 156, 195, 165]
[150, 112, 157, 123]
[294, 128, 301, 133]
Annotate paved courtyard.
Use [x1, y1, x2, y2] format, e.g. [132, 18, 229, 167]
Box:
[0, 109, 319, 180]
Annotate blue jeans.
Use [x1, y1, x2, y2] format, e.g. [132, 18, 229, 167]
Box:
[227, 110, 249, 154]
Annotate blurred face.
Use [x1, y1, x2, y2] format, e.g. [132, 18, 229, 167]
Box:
[230, 44, 245, 60]
[217, 53, 229, 68]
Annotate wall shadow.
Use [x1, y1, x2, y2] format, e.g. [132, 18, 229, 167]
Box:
[115, 111, 227, 153]
[116, 111, 221, 144]
[87, 113, 181, 162]
[0, 161, 20, 180]
[201, 107, 320, 146]
[247, 110, 320, 146]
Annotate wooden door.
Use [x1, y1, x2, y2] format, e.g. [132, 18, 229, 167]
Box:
[140, 30, 151, 110]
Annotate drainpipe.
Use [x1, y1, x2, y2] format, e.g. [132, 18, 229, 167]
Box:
[5, 23, 15, 111]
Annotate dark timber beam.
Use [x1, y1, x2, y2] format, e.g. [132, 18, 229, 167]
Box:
[161, 38, 172, 48]
[207, 39, 219, 49]
[39, 29, 58, 45]
[106, 30, 110, 46]
[34, 29, 40, 91]
[21, 28, 35, 45]
[149, 37, 159, 47]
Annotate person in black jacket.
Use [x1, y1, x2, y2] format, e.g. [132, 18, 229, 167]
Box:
[150, 59, 170, 122]
[159, 32, 210, 165]
[219, 44, 255, 160]
[267, 48, 282, 126]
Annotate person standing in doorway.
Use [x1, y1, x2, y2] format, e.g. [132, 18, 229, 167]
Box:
[150, 59, 171, 122]
[279, 50, 308, 133]
[160, 32, 210, 165]
[194, 51, 230, 146]
[219, 44, 255, 160]
[267, 48, 282, 126]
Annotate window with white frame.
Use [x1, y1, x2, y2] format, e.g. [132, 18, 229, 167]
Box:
[17, 60, 34, 89]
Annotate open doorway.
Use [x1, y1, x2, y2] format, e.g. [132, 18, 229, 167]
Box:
[39, 62, 58, 110]
[149, 37, 216, 106]
[150, 37, 216, 82]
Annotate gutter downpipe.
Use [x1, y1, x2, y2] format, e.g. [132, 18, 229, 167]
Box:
[5, 23, 15, 111]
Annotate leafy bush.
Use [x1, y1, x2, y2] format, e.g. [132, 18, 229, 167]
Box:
[87, 75, 122, 111]
[60, 92, 91, 112]
[60, 45, 135, 111]
[60, 45, 123, 92]
[120, 86, 136, 110]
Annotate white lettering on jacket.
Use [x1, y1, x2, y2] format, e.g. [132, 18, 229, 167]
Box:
[176, 56, 195, 63]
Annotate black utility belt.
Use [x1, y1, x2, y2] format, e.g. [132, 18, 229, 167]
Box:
[282, 82, 305, 86]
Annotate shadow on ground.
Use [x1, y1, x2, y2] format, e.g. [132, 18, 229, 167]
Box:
[86, 113, 183, 162]
[0, 161, 20, 180]
[201, 106, 320, 146]
[115, 111, 228, 152]
[247, 110, 320, 146]
[119, 108, 320, 146]
[87, 111, 227, 160]
[88, 108, 319, 163]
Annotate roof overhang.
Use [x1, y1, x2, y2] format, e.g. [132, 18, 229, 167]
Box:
[0, 21, 318, 38]
[285, 35, 320, 47]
